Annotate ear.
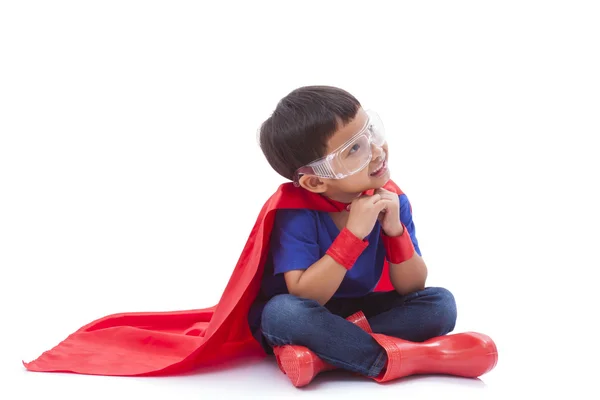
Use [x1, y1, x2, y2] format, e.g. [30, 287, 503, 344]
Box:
[298, 175, 328, 194]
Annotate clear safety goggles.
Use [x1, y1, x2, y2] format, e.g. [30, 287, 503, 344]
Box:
[293, 110, 386, 186]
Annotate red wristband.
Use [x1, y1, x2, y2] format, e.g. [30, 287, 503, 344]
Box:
[381, 226, 415, 264]
[326, 227, 369, 270]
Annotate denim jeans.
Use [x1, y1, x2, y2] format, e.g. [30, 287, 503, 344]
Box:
[258, 287, 457, 377]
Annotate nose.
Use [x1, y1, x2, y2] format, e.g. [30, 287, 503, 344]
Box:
[370, 142, 385, 161]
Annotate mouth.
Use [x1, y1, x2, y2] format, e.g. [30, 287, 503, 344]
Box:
[369, 159, 388, 177]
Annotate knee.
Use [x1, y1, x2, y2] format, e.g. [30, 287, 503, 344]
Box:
[421, 287, 457, 337]
[260, 294, 320, 337]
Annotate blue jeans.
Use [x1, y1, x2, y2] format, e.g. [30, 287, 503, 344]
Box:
[259, 287, 457, 377]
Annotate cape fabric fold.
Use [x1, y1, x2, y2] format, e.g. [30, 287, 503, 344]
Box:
[23, 181, 403, 376]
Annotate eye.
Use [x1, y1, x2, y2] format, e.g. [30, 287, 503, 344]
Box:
[348, 143, 361, 154]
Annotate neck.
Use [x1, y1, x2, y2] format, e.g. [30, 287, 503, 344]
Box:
[322, 191, 362, 205]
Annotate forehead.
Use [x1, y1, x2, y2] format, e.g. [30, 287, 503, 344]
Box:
[326, 108, 368, 153]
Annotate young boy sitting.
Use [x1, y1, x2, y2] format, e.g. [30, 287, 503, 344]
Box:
[248, 86, 497, 387]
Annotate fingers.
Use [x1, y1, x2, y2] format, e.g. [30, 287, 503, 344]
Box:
[347, 192, 393, 212]
[376, 198, 391, 211]
[375, 189, 394, 200]
[348, 193, 381, 210]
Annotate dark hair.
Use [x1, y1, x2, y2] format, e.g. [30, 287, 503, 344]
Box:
[259, 85, 361, 181]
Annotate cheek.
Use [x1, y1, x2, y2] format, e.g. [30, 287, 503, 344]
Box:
[338, 170, 373, 190]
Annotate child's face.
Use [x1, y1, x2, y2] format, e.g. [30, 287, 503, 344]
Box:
[300, 108, 391, 197]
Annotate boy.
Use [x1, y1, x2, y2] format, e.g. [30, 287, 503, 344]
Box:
[249, 86, 497, 386]
[22, 86, 496, 386]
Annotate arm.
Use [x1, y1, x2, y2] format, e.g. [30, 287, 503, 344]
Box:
[284, 226, 371, 305]
[275, 196, 385, 305]
[284, 253, 348, 306]
[377, 192, 428, 295]
[272, 210, 368, 305]
[384, 228, 428, 295]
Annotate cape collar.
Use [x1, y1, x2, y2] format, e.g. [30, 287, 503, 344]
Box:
[319, 189, 376, 212]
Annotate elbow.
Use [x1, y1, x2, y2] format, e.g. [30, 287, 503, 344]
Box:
[395, 279, 426, 296]
[287, 282, 332, 306]
[287, 285, 304, 300]
[391, 261, 428, 296]
[286, 283, 304, 299]
[288, 287, 329, 306]
[284, 271, 307, 301]
[285, 282, 320, 305]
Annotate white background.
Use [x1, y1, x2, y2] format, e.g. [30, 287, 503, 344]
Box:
[1, 1, 599, 399]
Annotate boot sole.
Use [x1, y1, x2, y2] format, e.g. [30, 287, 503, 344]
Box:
[277, 345, 317, 387]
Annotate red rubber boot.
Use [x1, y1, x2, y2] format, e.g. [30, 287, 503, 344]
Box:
[274, 311, 373, 387]
[370, 332, 498, 382]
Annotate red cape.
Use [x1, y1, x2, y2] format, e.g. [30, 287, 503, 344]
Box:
[24, 180, 403, 376]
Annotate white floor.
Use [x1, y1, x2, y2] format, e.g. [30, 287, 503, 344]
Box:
[4, 341, 588, 399]
[2, 1, 599, 399]
[9, 360, 499, 400]
[4, 267, 593, 399]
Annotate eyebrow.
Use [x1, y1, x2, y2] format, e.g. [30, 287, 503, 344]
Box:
[332, 117, 370, 148]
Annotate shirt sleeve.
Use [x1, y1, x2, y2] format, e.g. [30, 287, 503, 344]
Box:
[270, 209, 321, 275]
[399, 194, 422, 256]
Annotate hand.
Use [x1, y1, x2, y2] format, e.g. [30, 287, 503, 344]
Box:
[345, 194, 388, 239]
[375, 188, 404, 237]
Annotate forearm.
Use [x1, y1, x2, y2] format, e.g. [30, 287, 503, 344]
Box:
[381, 225, 427, 295]
[389, 253, 428, 295]
[286, 255, 348, 305]
[285, 227, 367, 305]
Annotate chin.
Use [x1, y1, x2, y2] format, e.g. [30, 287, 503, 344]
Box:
[359, 179, 390, 193]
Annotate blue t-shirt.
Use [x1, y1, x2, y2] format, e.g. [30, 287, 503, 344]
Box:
[259, 193, 422, 300]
